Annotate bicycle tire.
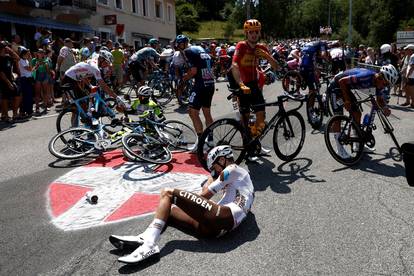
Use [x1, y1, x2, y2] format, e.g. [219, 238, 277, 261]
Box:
[49, 127, 99, 160]
[197, 118, 248, 171]
[161, 120, 198, 151]
[324, 115, 364, 166]
[56, 107, 80, 134]
[306, 93, 324, 130]
[122, 133, 172, 164]
[282, 70, 302, 95]
[273, 110, 306, 161]
[148, 79, 173, 106]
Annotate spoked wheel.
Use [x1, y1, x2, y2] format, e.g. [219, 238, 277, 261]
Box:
[48, 127, 99, 160]
[306, 92, 324, 130]
[273, 111, 306, 161]
[324, 115, 364, 166]
[161, 120, 198, 151]
[148, 79, 173, 106]
[197, 118, 248, 171]
[122, 133, 172, 164]
[56, 107, 80, 133]
[282, 71, 302, 95]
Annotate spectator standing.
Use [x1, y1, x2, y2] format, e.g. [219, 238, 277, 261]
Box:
[403, 44, 414, 107]
[79, 38, 93, 61]
[56, 38, 76, 81]
[17, 47, 34, 117]
[365, 47, 375, 65]
[111, 42, 125, 88]
[31, 49, 51, 114]
[0, 41, 22, 122]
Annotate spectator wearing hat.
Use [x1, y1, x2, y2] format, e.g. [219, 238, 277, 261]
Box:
[111, 42, 124, 88]
[403, 44, 414, 107]
[56, 38, 76, 81]
[17, 47, 34, 117]
[0, 41, 22, 122]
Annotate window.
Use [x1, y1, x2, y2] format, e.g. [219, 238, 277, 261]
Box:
[98, 0, 108, 5]
[132, 0, 137, 13]
[155, 1, 162, 18]
[142, 0, 147, 16]
[115, 0, 123, 9]
[167, 4, 172, 22]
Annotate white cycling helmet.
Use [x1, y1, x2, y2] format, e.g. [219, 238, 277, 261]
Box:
[380, 44, 391, 54]
[137, 85, 153, 97]
[207, 145, 233, 172]
[99, 50, 113, 64]
[380, 64, 399, 85]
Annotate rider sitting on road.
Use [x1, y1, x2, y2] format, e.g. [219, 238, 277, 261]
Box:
[109, 145, 255, 265]
[128, 85, 164, 121]
[229, 19, 280, 157]
[328, 64, 399, 158]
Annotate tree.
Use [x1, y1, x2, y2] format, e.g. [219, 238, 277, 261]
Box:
[176, 1, 200, 34]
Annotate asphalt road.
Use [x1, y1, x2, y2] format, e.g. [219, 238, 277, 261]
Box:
[0, 81, 413, 275]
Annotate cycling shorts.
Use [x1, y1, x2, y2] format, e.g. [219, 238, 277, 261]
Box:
[328, 80, 359, 115]
[61, 76, 87, 99]
[300, 68, 318, 91]
[130, 61, 146, 82]
[172, 189, 234, 235]
[238, 81, 265, 113]
[188, 84, 215, 110]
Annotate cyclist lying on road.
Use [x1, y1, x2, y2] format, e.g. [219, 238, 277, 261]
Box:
[109, 146, 255, 265]
[127, 85, 164, 121]
[328, 64, 399, 158]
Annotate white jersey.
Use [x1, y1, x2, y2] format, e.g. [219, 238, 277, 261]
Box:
[172, 50, 186, 67]
[208, 164, 254, 228]
[329, 47, 344, 60]
[65, 60, 102, 81]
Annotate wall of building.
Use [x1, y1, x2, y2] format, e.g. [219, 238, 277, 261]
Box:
[89, 0, 176, 47]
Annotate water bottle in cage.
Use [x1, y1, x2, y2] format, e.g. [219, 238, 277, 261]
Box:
[363, 114, 370, 126]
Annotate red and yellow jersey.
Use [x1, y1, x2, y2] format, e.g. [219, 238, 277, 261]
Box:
[233, 41, 269, 83]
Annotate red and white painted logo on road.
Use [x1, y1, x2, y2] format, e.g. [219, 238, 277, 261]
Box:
[47, 151, 208, 231]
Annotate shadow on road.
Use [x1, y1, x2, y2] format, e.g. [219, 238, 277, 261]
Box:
[332, 151, 406, 178]
[48, 158, 95, 168]
[116, 212, 260, 274]
[247, 157, 325, 194]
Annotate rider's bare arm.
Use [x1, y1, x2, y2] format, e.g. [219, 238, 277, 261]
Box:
[98, 79, 117, 98]
[255, 47, 280, 71]
[182, 67, 196, 82]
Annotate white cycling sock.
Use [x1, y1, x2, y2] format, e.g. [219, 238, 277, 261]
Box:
[142, 218, 165, 245]
[333, 132, 344, 152]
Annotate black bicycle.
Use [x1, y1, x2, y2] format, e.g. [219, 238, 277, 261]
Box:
[324, 94, 402, 166]
[197, 88, 307, 171]
[306, 72, 335, 130]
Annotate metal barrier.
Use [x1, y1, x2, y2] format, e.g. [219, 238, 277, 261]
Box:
[350, 58, 381, 72]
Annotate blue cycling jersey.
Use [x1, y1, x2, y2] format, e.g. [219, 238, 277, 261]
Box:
[300, 41, 327, 69]
[334, 68, 383, 96]
[184, 46, 215, 87]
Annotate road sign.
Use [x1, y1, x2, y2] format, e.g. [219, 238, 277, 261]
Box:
[397, 31, 414, 48]
[47, 150, 208, 231]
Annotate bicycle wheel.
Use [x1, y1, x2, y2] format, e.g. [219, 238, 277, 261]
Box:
[122, 133, 172, 164]
[49, 127, 99, 160]
[282, 70, 301, 95]
[148, 79, 173, 106]
[324, 115, 364, 166]
[273, 110, 306, 161]
[161, 120, 198, 151]
[306, 93, 324, 130]
[56, 108, 80, 133]
[197, 118, 247, 171]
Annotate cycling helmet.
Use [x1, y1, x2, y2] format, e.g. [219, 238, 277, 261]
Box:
[137, 85, 153, 97]
[99, 50, 113, 64]
[380, 44, 391, 54]
[243, 19, 261, 32]
[176, 34, 189, 44]
[148, 38, 159, 46]
[206, 145, 233, 172]
[380, 64, 399, 85]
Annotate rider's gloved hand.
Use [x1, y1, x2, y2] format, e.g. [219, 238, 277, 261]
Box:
[239, 82, 251, 94]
